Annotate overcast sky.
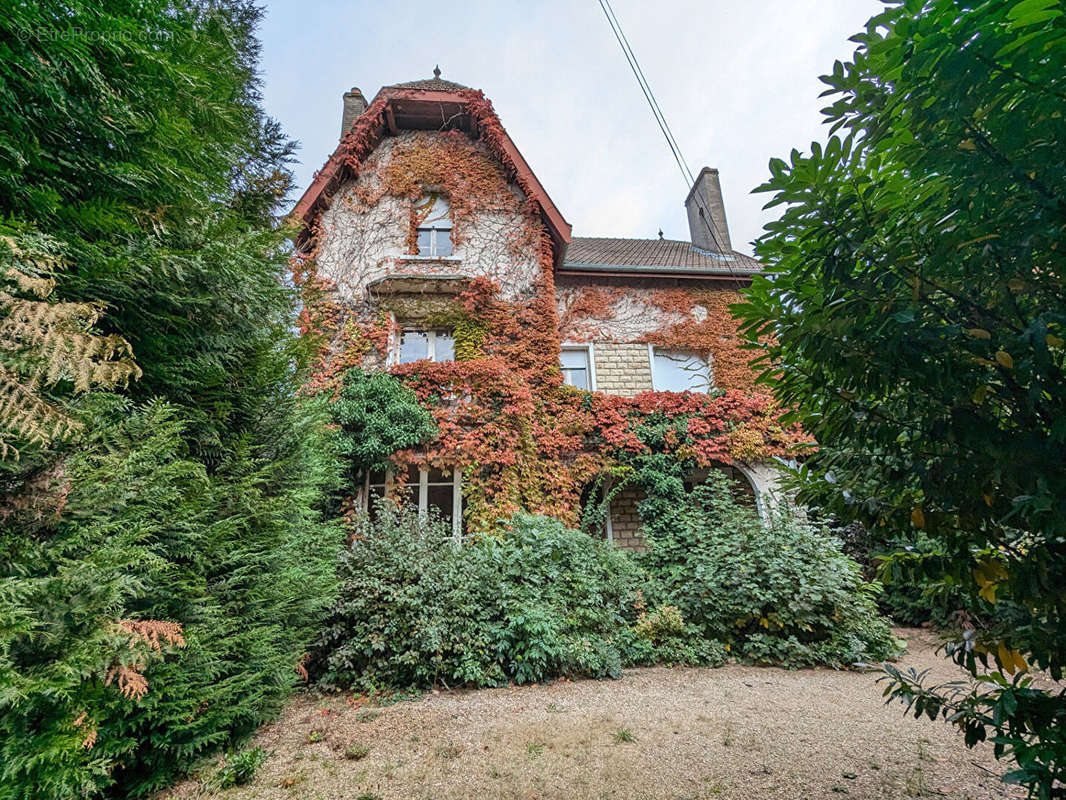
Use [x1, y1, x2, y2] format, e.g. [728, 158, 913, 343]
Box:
[259, 0, 883, 256]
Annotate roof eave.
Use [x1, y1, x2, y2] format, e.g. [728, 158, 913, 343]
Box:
[558, 264, 759, 282]
[289, 86, 572, 264]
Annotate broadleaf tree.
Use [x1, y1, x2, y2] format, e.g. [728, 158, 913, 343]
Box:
[735, 1, 1065, 795]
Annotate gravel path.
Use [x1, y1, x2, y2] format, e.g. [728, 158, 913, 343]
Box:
[168, 628, 1022, 800]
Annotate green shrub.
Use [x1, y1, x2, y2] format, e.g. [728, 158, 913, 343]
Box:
[214, 747, 267, 789]
[622, 604, 726, 667]
[315, 478, 898, 690]
[313, 505, 643, 690]
[0, 396, 340, 798]
[331, 368, 437, 474]
[640, 471, 901, 667]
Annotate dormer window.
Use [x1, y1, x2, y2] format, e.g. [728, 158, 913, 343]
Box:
[415, 195, 453, 257]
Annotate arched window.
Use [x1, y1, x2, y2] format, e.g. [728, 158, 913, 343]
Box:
[415, 195, 453, 257]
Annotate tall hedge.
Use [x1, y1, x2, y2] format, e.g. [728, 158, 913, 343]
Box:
[0, 2, 341, 797]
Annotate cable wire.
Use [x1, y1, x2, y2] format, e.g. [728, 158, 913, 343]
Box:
[596, 0, 735, 263]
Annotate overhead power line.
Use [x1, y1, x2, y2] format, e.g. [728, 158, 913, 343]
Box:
[596, 0, 733, 259]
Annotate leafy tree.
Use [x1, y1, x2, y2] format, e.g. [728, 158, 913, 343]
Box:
[736, 1, 1066, 795]
[0, 2, 341, 797]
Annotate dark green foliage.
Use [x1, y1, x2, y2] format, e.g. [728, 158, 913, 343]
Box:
[833, 522, 972, 626]
[1, 395, 338, 797]
[871, 533, 971, 628]
[213, 747, 268, 789]
[639, 472, 900, 667]
[0, 2, 341, 797]
[734, 1, 1066, 794]
[316, 484, 896, 691]
[332, 369, 438, 473]
[314, 506, 644, 690]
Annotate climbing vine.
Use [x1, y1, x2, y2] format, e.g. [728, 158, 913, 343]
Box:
[294, 90, 806, 530]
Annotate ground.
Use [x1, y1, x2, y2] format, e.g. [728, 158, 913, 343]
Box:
[167, 629, 1021, 800]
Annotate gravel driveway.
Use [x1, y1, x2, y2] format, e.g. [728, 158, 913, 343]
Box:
[167, 628, 1021, 800]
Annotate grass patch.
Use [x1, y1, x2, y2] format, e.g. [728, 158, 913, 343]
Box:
[344, 743, 370, 761]
[213, 747, 267, 789]
[611, 727, 634, 743]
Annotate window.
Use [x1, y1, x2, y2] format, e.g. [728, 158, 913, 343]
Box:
[414, 195, 453, 257]
[397, 329, 455, 364]
[364, 469, 389, 523]
[361, 465, 463, 540]
[560, 345, 594, 390]
[650, 347, 711, 392]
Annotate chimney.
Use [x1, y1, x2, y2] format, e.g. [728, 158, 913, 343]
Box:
[685, 167, 732, 254]
[340, 87, 368, 138]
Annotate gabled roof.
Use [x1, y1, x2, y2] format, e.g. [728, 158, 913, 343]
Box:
[386, 76, 470, 91]
[291, 80, 571, 263]
[562, 237, 765, 279]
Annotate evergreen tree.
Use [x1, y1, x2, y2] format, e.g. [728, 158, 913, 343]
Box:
[0, 2, 341, 796]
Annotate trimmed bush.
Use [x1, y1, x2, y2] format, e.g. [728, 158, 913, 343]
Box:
[332, 368, 437, 473]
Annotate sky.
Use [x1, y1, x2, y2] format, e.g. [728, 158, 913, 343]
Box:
[258, 0, 884, 256]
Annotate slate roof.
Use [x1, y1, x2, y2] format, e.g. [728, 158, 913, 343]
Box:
[563, 237, 765, 276]
[386, 76, 470, 92]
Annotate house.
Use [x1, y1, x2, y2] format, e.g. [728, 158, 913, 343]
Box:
[291, 73, 800, 548]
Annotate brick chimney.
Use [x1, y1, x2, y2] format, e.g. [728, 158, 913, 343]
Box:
[685, 167, 732, 254]
[340, 87, 368, 138]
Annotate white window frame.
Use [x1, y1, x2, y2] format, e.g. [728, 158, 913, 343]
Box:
[647, 344, 712, 393]
[360, 467, 463, 541]
[559, 342, 597, 391]
[391, 328, 455, 366]
[414, 196, 454, 258]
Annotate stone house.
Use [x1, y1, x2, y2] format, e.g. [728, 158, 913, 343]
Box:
[291, 73, 797, 549]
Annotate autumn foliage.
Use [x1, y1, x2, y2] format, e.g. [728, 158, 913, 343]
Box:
[295, 92, 805, 530]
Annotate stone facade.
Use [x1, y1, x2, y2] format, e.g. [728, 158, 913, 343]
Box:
[607, 486, 647, 551]
[592, 342, 652, 397]
[296, 79, 797, 542]
[315, 132, 542, 306]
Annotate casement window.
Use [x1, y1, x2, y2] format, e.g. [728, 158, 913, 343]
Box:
[396, 329, 455, 364]
[362, 465, 464, 540]
[559, 344, 595, 391]
[649, 346, 711, 392]
[414, 195, 453, 257]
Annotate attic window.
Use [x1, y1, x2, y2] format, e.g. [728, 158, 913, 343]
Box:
[415, 195, 453, 257]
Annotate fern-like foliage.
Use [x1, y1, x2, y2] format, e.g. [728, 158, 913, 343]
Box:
[0, 235, 140, 458]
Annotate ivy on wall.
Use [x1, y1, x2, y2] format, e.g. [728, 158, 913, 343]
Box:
[294, 93, 807, 530]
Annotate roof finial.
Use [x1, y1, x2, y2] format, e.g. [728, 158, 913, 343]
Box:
[433, 64, 441, 78]
[658, 228, 664, 240]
